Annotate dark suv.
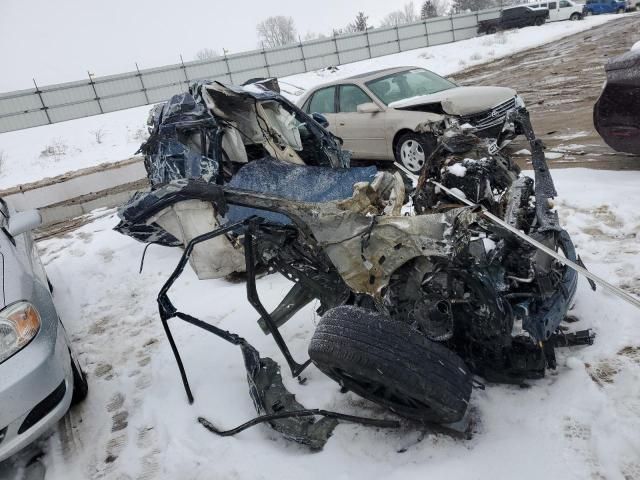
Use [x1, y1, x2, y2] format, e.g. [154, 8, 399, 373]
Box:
[478, 6, 549, 34]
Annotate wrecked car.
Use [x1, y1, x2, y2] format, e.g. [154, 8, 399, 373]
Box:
[115, 80, 593, 449]
[296, 66, 526, 173]
[594, 45, 640, 155]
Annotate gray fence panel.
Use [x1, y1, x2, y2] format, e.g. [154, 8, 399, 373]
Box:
[428, 30, 456, 45]
[0, 91, 42, 116]
[478, 9, 502, 20]
[338, 47, 370, 65]
[48, 101, 101, 123]
[398, 23, 427, 41]
[0, 6, 508, 133]
[426, 17, 454, 34]
[304, 54, 340, 71]
[41, 84, 95, 107]
[453, 14, 479, 28]
[368, 27, 400, 47]
[455, 27, 479, 41]
[336, 33, 368, 51]
[302, 39, 336, 57]
[101, 91, 148, 113]
[265, 45, 303, 65]
[147, 85, 183, 104]
[0, 110, 48, 132]
[142, 68, 186, 90]
[268, 60, 306, 78]
[94, 75, 142, 97]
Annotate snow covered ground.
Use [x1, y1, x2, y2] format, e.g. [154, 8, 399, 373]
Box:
[15, 168, 637, 480]
[0, 14, 621, 190]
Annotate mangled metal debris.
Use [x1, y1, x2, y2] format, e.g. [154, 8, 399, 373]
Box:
[116, 79, 596, 449]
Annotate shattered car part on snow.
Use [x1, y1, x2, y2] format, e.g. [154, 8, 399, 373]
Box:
[116, 80, 595, 449]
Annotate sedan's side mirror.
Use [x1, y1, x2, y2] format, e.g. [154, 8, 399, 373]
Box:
[8, 210, 42, 236]
[311, 112, 330, 128]
[357, 102, 382, 114]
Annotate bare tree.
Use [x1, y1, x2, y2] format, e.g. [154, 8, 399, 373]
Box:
[380, 2, 420, 26]
[257, 16, 297, 48]
[90, 128, 107, 144]
[403, 2, 419, 22]
[194, 48, 220, 61]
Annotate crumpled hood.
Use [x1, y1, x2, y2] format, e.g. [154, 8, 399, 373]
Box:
[389, 86, 517, 116]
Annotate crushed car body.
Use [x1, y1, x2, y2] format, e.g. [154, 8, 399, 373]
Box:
[115, 79, 594, 449]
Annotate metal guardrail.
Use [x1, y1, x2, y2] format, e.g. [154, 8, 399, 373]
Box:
[0, 8, 502, 134]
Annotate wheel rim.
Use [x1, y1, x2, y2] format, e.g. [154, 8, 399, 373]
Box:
[400, 139, 426, 173]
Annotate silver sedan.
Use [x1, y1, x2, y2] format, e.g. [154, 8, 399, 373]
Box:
[297, 66, 523, 173]
[0, 200, 87, 463]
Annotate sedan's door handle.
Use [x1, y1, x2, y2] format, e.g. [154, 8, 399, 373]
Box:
[339, 122, 345, 126]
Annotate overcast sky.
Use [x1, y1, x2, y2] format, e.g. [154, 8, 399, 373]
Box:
[0, 0, 404, 91]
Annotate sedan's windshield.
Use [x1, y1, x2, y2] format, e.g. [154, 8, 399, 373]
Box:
[365, 69, 456, 105]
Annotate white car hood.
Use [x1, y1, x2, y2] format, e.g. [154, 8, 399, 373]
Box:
[389, 86, 517, 116]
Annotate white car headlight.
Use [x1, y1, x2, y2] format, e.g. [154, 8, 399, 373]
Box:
[0, 302, 41, 364]
[515, 95, 526, 108]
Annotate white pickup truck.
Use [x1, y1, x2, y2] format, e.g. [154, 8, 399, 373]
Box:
[528, 0, 585, 20]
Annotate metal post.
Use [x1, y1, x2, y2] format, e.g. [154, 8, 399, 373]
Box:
[223, 49, 234, 84]
[135, 62, 150, 104]
[365, 29, 372, 58]
[333, 35, 341, 64]
[32, 78, 51, 125]
[451, 14, 456, 42]
[299, 36, 308, 71]
[261, 42, 272, 77]
[395, 23, 401, 52]
[424, 20, 430, 47]
[87, 71, 104, 114]
[179, 54, 190, 89]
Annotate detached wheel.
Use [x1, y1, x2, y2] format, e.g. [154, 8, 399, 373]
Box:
[70, 354, 89, 405]
[394, 132, 436, 174]
[534, 16, 546, 26]
[308, 306, 472, 424]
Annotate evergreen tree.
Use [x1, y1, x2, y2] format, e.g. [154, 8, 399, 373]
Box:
[354, 11, 369, 31]
[421, 0, 438, 18]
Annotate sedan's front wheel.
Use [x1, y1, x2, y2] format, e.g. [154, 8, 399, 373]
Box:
[70, 355, 89, 405]
[395, 132, 436, 174]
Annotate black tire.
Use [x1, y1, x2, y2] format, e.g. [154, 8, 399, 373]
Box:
[617, 7, 625, 13]
[394, 131, 437, 174]
[308, 306, 473, 424]
[534, 16, 546, 26]
[487, 26, 498, 34]
[570, 12, 582, 20]
[70, 355, 89, 405]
